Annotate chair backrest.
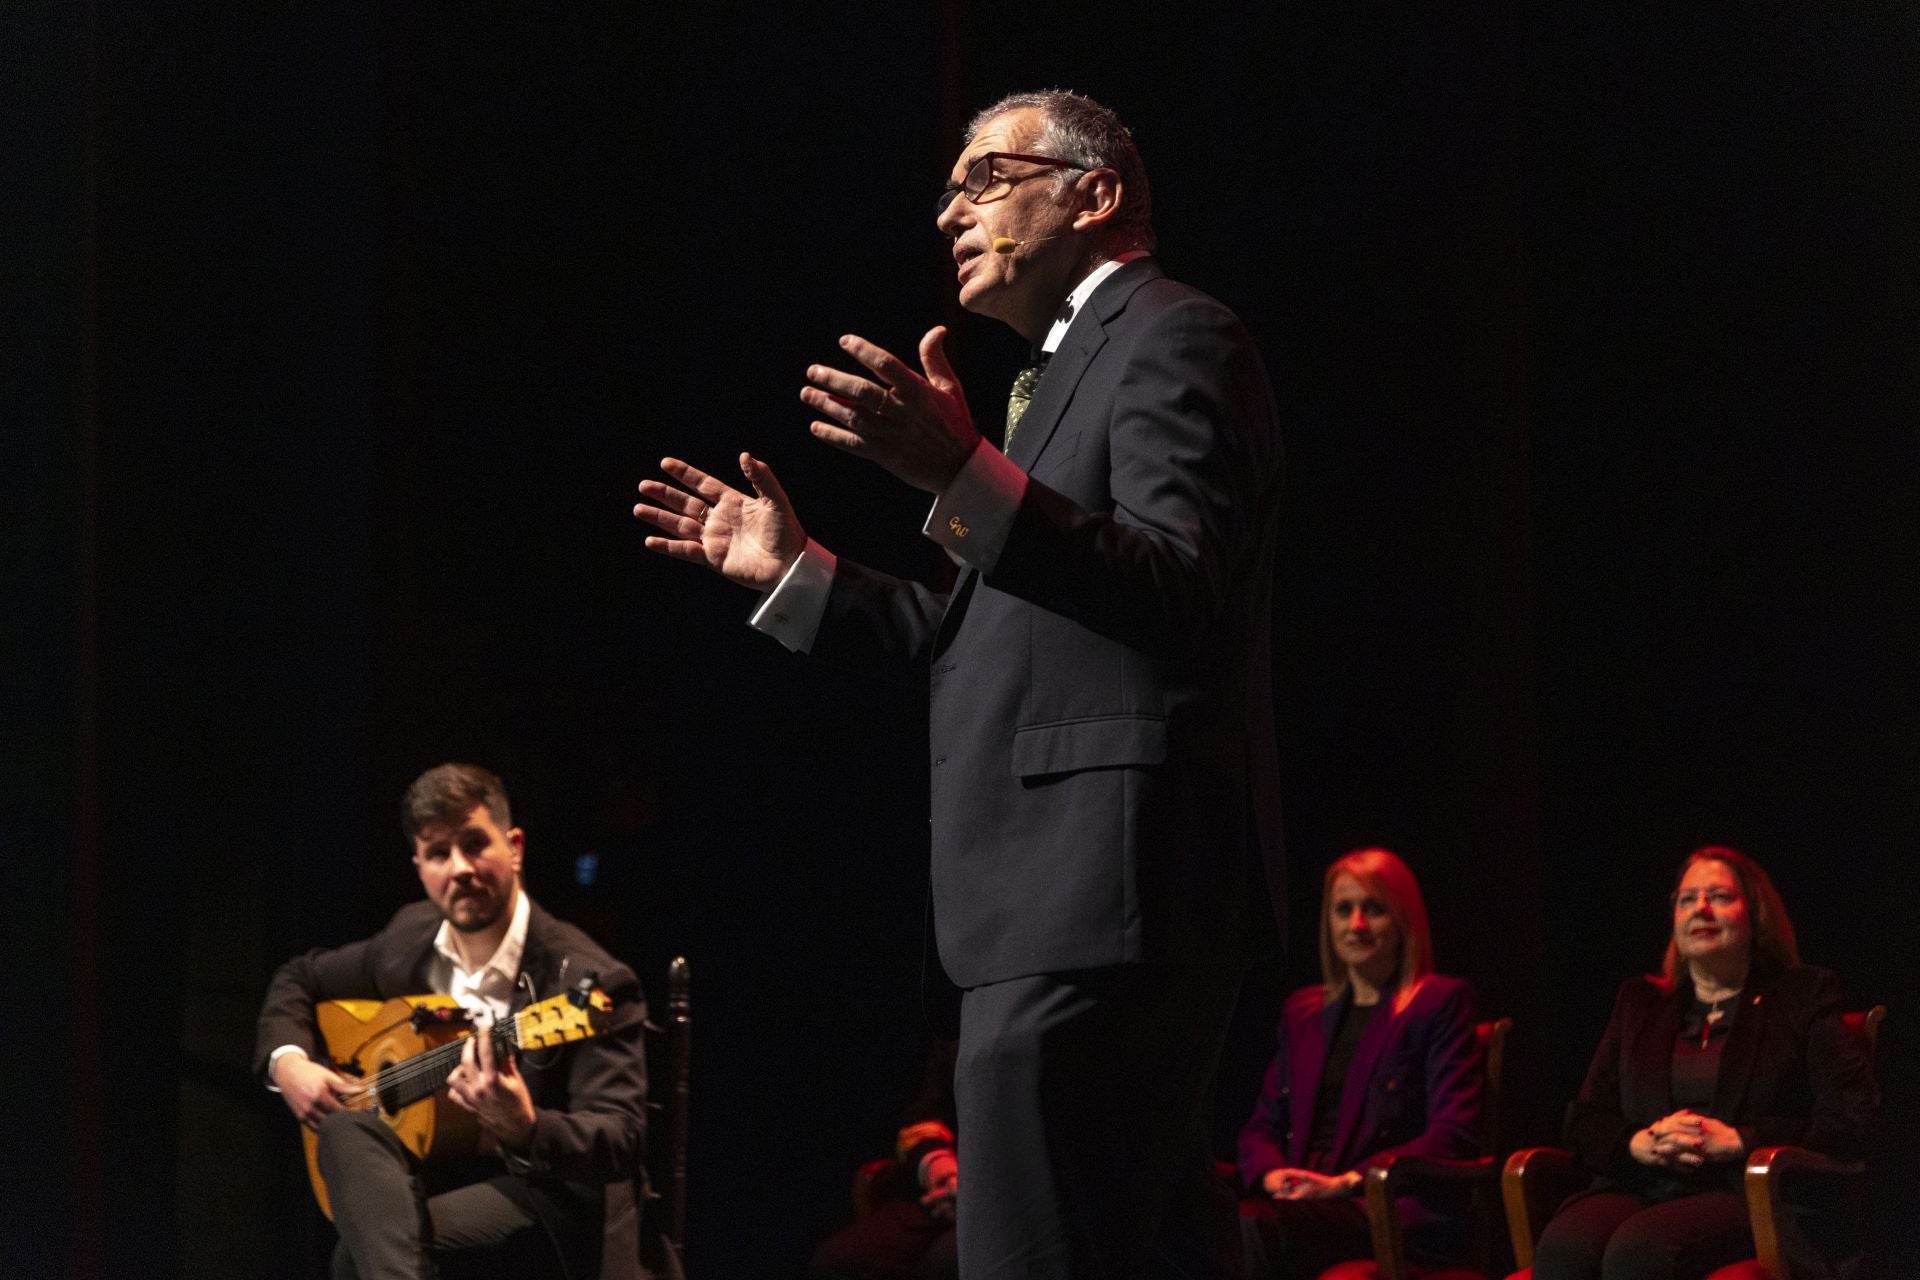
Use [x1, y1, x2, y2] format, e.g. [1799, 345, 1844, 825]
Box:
[639, 956, 691, 1279]
[1475, 1017, 1513, 1157]
[1468, 1017, 1514, 1273]
[1842, 1004, 1885, 1060]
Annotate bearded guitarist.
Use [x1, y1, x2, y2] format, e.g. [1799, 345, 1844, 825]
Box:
[255, 763, 651, 1280]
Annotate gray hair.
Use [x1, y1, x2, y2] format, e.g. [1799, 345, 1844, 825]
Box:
[965, 89, 1156, 253]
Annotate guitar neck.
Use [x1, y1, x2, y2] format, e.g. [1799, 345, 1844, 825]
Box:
[377, 1020, 523, 1111]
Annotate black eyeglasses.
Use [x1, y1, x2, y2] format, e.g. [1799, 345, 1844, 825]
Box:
[937, 152, 1086, 215]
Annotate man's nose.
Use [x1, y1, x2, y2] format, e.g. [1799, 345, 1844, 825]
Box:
[447, 848, 476, 876]
[936, 197, 971, 238]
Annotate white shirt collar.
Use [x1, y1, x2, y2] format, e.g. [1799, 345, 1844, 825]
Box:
[433, 883, 531, 983]
[1040, 251, 1151, 354]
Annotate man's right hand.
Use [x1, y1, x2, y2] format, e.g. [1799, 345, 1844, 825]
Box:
[633, 453, 806, 592]
[273, 1053, 356, 1130]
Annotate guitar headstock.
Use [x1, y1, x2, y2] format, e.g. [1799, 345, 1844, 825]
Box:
[515, 987, 612, 1049]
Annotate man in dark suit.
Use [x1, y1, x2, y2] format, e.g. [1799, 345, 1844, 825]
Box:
[256, 763, 651, 1280]
[634, 90, 1284, 1278]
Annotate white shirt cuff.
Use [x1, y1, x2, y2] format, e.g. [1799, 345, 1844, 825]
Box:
[266, 1044, 309, 1092]
[923, 440, 1027, 573]
[748, 539, 837, 654]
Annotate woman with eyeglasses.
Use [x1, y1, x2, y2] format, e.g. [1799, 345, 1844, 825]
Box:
[1236, 848, 1483, 1279]
[1532, 846, 1877, 1280]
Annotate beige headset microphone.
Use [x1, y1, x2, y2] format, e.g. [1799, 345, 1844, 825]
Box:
[991, 234, 1062, 254]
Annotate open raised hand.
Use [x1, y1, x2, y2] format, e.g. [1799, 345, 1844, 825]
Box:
[800, 326, 980, 493]
[633, 452, 807, 592]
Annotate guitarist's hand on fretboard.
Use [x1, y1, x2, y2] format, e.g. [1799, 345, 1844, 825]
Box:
[447, 1018, 537, 1151]
[274, 1053, 358, 1131]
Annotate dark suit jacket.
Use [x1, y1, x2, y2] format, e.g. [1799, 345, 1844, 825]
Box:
[817, 259, 1286, 988]
[1237, 976, 1482, 1233]
[254, 898, 651, 1280]
[1564, 965, 1877, 1191]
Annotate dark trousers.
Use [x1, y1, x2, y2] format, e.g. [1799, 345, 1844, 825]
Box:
[1532, 1189, 1752, 1280]
[953, 963, 1243, 1280]
[1236, 1197, 1372, 1280]
[315, 1109, 559, 1280]
[810, 1198, 960, 1280]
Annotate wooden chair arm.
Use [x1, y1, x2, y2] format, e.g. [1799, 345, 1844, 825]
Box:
[1359, 1164, 1410, 1280]
[1502, 1146, 1582, 1271]
[1353, 1154, 1495, 1280]
[1744, 1145, 1867, 1280]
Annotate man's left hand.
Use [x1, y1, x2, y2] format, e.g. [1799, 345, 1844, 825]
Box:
[447, 1021, 537, 1152]
[801, 327, 980, 493]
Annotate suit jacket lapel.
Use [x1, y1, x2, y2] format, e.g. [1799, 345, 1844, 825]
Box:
[1711, 977, 1771, 1118]
[1007, 324, 1102, 472]
[1330, 994, 1401, 1169]
[379, 908, 442, 997]
[1005, 258, 1162, 473]
[1286, 994, 1336, 1167]
[1633, 983, 1689, 1116]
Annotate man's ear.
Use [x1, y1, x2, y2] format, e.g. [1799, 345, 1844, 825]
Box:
[1070, 168, 1122, 234]
[509, 827, 525, 875]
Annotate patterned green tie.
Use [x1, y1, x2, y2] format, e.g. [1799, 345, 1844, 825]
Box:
[1004, 354, 1050, 451]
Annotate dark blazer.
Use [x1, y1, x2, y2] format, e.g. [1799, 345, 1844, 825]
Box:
[817, 258, 1286, 988]
[1564, 965, 1877, 1191]
[254, 898, 651, 1280]
[1237, 976, 1482, 1232]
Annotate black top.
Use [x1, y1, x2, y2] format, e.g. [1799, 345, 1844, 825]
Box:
[1305, 999, 1379, 1163]
[1670, 994, 1737, 1114]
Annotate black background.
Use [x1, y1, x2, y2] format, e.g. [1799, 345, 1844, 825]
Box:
[6, 3, 1917, 1276]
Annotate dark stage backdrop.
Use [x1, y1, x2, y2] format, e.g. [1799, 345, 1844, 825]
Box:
[8, 4, 1917, 1277]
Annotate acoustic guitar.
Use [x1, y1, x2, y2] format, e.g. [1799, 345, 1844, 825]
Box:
[300, 981, 611, 1218]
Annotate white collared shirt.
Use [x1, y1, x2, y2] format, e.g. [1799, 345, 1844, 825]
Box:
[429, 885, 531, 1028]
[750, 254, 1152, 653]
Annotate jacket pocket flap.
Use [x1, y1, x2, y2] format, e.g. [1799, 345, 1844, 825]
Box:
[1010, 715, 1167, 777]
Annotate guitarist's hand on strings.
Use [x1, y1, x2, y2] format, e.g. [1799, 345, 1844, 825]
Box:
[448, 1018, 537, 1152]
[273, 1053, 356, 1130]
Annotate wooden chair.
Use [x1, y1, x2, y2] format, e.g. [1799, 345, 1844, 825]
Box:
[1500, 1006, 1885, 1280]
[1318, 1016, 1515, 1280]
[637, 956, 692, 1280]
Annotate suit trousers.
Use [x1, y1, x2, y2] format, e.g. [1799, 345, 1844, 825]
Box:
[316, 1109, 560, 1280]
[1532, 1189, 1752, 1280]
[954, 963, 1244, 1280]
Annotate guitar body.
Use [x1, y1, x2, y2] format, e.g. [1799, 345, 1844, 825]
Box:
[301, 995, 479, 1220]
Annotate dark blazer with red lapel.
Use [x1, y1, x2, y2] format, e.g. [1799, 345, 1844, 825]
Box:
[1564, 965, 1877, 1189]
[254, 899, 651, 1280]
[1236, 976, 1482, 1231]
[816, 258, 1286, 988]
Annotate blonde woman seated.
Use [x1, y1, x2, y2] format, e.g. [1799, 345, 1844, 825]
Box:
[1237, 849, 1482, 1279]
[1533, 847, 1877, 1280]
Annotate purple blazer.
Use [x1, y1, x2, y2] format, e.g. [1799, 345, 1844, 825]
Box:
[1237, 975, 1482, 1231]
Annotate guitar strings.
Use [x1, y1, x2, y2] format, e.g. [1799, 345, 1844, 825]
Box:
[338, 1022, 519, 1108]
[336, 1011, 548, 1108]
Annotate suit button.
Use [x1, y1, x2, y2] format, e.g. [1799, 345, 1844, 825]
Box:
[933, 756, 946, 767]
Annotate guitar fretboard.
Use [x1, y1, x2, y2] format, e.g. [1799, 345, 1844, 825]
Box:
[363, 1018, 528, 1113]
